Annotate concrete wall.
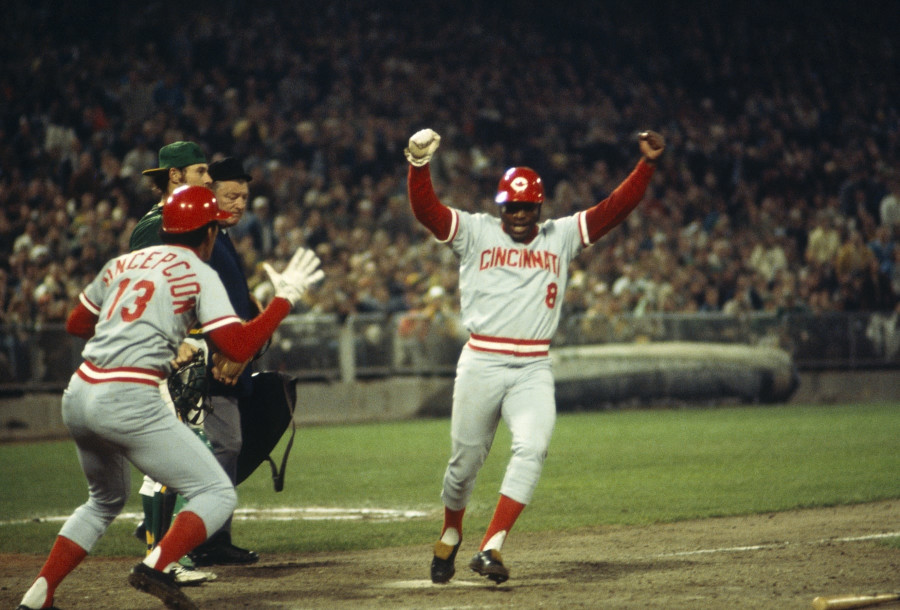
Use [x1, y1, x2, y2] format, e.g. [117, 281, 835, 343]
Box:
[2, 369, 896, 443]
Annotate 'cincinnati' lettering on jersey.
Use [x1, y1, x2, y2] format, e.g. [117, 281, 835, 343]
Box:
[479, 246, 560, 276]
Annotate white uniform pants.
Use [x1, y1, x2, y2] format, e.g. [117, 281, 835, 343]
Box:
[58, 375, 236, 552]
[441, 346, 556, 510]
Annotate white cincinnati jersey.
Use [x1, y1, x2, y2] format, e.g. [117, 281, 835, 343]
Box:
[445, 209, 590, 342]
[78, 244, 242, 374]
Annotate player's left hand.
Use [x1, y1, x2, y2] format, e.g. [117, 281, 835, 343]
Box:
[639, 130, 665, 162]
[264, 247, 325, 307]
[211, 352, 250, 386]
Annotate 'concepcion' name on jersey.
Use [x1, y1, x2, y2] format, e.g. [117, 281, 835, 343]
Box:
[78, 245, 241, 374]
[449, 210, 587, 342]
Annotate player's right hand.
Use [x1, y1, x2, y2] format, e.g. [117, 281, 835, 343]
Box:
[211, 352, 249, 385]
[405, 128, 441, 166]
[263, 247, 325, 307]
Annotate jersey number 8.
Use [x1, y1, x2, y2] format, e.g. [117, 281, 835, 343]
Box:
[545, 282, 558, 309]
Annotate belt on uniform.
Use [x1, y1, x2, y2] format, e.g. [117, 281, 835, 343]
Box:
[75, 361, 166, 386]
[466, 333, 551, 357]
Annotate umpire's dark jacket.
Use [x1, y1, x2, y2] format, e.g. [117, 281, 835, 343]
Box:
[208, 230, 255, 398]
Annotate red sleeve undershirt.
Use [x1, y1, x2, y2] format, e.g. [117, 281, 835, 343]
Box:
[409, 160, 656, 245]
[408, 165, 454, 240]
[66, 295, 292, 364]
[583, 159, 656, 243]
[66, 301, 98, 339]
[207, 297, 291, 362]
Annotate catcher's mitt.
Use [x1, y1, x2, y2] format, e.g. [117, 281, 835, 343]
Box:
[167, 350, 211, 424]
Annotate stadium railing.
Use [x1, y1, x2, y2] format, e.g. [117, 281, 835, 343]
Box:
[1, 311, 898, 392]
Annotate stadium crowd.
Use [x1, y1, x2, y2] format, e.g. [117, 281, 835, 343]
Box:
[1, 1, 898, 362]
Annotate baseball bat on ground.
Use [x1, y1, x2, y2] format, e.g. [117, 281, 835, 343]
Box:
[811, 593, 900, 609]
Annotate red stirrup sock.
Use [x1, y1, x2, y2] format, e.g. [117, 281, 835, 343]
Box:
[480, 495, 525, 551]
[149, 510, 208, 570]
[440, 506, 466, 544]
[40, 535, 88, 587]
[20, 536, 87, 608]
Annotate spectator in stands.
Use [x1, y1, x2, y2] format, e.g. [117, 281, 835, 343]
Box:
[878, 173, 900, 236]
[868, 225, 896, 277]
[835, 229, 877, 282]
[233, 195, 277, 258]
[805, 212, 843, 270]
[749, 231, 789, 285]
[0, 0, 896, 341]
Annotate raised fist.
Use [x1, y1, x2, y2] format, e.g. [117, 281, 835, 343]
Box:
[638, 130, 665, 162]
[405, 128, 441, 166]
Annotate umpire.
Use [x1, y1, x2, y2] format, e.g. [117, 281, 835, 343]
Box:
[188, 156, 261, 566]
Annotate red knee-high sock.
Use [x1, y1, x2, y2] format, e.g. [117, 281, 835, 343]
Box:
[23, 536, 87, 608]
[480, 495, 525, 550]
[441, 506, 466, 540]
[150, 510, 207, 570]
[41, 535, 88, 584]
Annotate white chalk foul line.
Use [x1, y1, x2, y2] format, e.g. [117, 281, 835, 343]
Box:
[657, 531, 900, 558]
[232, 506, 429, 522]
[0, 506, 429, 527]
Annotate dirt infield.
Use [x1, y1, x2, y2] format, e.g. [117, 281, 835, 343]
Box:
[1, 501, 897, 609]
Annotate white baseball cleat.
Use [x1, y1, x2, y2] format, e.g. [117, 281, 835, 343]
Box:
[172, 563, 217, 586]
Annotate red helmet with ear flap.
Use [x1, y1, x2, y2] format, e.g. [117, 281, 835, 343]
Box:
[495, 167, 544, 205]
[162, 185, 233, 233]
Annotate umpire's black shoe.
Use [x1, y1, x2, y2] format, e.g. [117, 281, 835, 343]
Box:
[189, 541, 259, 566]
[469, 549, 510, 584]
[128, 562, 198, 610]
[134, 520, 147, 542]
[430, 540, 461, 583]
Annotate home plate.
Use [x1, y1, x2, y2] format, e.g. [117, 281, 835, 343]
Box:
[383, 579, 482, 588]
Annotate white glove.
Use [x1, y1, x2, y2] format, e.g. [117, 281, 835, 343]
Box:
[263, 247, 325, 307]
[404, 128, 441, 166]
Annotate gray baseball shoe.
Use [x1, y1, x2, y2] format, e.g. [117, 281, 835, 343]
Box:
[430, 540, 461, 583]
[128, 562, 199, 610]
[468, 549, 510, 584]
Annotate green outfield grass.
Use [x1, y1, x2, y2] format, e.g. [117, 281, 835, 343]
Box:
[0, 402, 898, 556]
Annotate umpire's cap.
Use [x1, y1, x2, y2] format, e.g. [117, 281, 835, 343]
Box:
[143, 141, 207, 176]
[209, 156, 253, 182]
[162, 185, 233, 233]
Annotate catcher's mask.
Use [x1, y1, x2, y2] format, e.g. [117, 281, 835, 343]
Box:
[162, 185, 233, 233]
[167, 349, 211, 425]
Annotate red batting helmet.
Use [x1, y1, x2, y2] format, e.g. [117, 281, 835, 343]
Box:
[162, 185, 233, 233]
[494, 167, 544, 205]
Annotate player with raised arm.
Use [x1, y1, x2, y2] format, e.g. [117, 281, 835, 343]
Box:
[405, 127, 665, 584]
[16, 185, 323, 610]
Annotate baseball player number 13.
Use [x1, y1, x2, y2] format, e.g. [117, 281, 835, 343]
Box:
[107, 279, 155, 322]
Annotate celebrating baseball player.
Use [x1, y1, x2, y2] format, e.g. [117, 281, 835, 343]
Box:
[16, 185, 323, 610]
[404, 127, 665, 584]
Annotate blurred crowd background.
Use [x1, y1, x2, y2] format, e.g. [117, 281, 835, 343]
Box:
[1, 0, 898, 337]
